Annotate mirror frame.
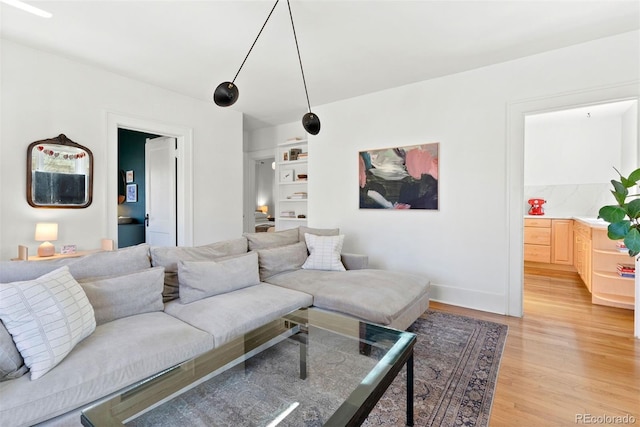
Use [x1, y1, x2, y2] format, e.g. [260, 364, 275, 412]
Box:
[26, 134, 94, 209]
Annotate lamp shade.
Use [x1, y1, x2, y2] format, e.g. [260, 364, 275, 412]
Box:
[258, 205, 268, 214]
[213, 82, 239, 107]
[35, 223, 58, 242]
[302, 112, 321, 135]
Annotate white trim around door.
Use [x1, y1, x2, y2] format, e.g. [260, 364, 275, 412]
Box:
[106, 112, 194, 247]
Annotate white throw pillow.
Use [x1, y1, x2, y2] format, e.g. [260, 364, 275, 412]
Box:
[302, 233, 346, 271]
[0, 266, 96, 380]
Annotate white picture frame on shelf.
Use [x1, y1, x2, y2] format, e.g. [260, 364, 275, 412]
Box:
[280, 169, 294, 182]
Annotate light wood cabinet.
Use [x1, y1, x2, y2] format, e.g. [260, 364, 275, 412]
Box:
[573, 220, 592, 291]
[524, 218, 551, 263]
[590, 228, 634, 310]
[524, 218, 572, 265]
[551, 220, 573, 265]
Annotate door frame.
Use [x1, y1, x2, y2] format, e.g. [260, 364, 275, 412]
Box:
[107, 112, 193, 246]
[506, 81, 639, 318]
[244, 148, 275, 233]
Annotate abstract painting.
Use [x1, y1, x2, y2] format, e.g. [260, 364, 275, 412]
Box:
[359, 143, 439, 209]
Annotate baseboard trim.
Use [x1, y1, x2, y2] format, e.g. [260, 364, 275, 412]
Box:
[429, 283, 508, 316]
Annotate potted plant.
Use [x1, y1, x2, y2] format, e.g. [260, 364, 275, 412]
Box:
[598, 167, 640, 257]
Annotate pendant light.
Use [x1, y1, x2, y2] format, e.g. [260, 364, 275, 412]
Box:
[213, 0, 321, 135]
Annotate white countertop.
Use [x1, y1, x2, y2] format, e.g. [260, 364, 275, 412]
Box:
[524, 215, 608, 228]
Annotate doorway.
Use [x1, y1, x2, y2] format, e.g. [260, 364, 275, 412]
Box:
[522, 99, 638, 314]
[107, 112, 194, 248]
[117, 129, 160, 248]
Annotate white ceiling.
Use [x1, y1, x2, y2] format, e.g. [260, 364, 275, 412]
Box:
[2, 1, 639, 130]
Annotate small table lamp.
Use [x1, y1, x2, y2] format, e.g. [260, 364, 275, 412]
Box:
[35, 223, 58, 257]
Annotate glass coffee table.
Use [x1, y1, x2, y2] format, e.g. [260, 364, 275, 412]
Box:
[81, 308, 416, 427]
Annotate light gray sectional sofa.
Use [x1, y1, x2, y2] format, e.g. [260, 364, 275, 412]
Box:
[0, 226, 430, 427]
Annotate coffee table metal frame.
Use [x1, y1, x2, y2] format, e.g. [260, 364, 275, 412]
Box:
[81, 308, 416, 427]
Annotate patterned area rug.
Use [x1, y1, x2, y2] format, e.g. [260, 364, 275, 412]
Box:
[363, 310, 508, 427]
[128, 310, 507, 427]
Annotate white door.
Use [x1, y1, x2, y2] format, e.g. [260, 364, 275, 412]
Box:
[145, 136, 177, 246]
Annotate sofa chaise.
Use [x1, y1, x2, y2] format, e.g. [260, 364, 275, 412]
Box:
[0, 226, 430, 426]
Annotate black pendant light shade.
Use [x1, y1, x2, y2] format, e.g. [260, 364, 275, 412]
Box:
[213, 82, 239, 107]
[214, 0, 321, 134]
[302, 112, 320, 135]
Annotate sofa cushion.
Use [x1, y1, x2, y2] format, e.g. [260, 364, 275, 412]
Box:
[256, 241, 308, 281]
[0, 266, 96, 380]
[0, 312, 213, 427]
[78, 267, 165, 326]
[0, 320, 28, 382]
[244, 228, 299, 251]
[0, 259, 74, 284]
[264, 269, 430, 326]
[150, 237, 249, 302]
[178, 252, 260, 304]
[297, 226, 339, 242]
[66, 244, 151, 281]
[164, 283, 313, 347]
[302, 233, 346, 271]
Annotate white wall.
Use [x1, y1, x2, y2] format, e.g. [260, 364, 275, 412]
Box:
[622, 102, 639, 174]
[0, 39, 244, 260]
[522, 106, 636, 217]
[304, 31, 639, 314]
[524, 115, 622, 186]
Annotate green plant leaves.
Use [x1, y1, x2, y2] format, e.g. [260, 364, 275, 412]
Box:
[624, 228, 640, 255]
[601, 168, 640, 258]
[607, 220, 630, 240]
[627, 199, 640, 219]
[610, 180, 628, 205]
[627, 167, 640, 185]
[598, 205, 626, 223]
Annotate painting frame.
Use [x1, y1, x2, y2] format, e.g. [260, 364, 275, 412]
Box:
[125, 170, 134, 183]
[126, 183, 137, 203]
[359, 142, 439, 210]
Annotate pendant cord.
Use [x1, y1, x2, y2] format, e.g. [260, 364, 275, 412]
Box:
[286, 0, 312, 113]
[232, 0, 280, 84]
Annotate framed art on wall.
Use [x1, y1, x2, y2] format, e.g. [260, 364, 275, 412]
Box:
[125, 170, 134, 183]
[126, 184, 137, 202]
[359, 143, 439, 210]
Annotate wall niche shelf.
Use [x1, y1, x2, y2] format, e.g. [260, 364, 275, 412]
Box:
[275, 139, 308, 231]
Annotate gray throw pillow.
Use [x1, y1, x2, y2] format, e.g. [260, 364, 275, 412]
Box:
[244, 228, 299, 251]
[178, 252, 260, 304]
[78, 267, 165, 325]
[256, 241, 308, 281]
[66, 243, 151, 280]
[0, 320, 28, 382]
[150, 238, 249, 302]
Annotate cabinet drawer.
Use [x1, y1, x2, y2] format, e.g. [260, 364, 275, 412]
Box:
[524, 227, 551, 245]
[524, 218, 551, 228]
[524, 244, 551, 263]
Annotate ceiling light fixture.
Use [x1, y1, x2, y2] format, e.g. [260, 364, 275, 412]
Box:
[1, 0, 52, 18]
[213, 0, 321, 135]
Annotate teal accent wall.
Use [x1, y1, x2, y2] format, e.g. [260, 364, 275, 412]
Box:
[118, 128, 159, 247]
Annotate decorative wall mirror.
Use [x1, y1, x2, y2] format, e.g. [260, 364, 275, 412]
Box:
[27, 134, 93, 208]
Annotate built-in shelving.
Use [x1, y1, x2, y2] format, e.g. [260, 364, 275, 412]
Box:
[275, 139, 308, 231]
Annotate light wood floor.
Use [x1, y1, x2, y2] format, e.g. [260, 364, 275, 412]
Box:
[430, 268, 639, 426]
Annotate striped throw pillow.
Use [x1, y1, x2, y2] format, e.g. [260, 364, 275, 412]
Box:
[0, 266, 95, 380]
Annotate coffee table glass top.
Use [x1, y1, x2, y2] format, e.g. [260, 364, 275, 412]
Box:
[81, 308, 416, 427]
